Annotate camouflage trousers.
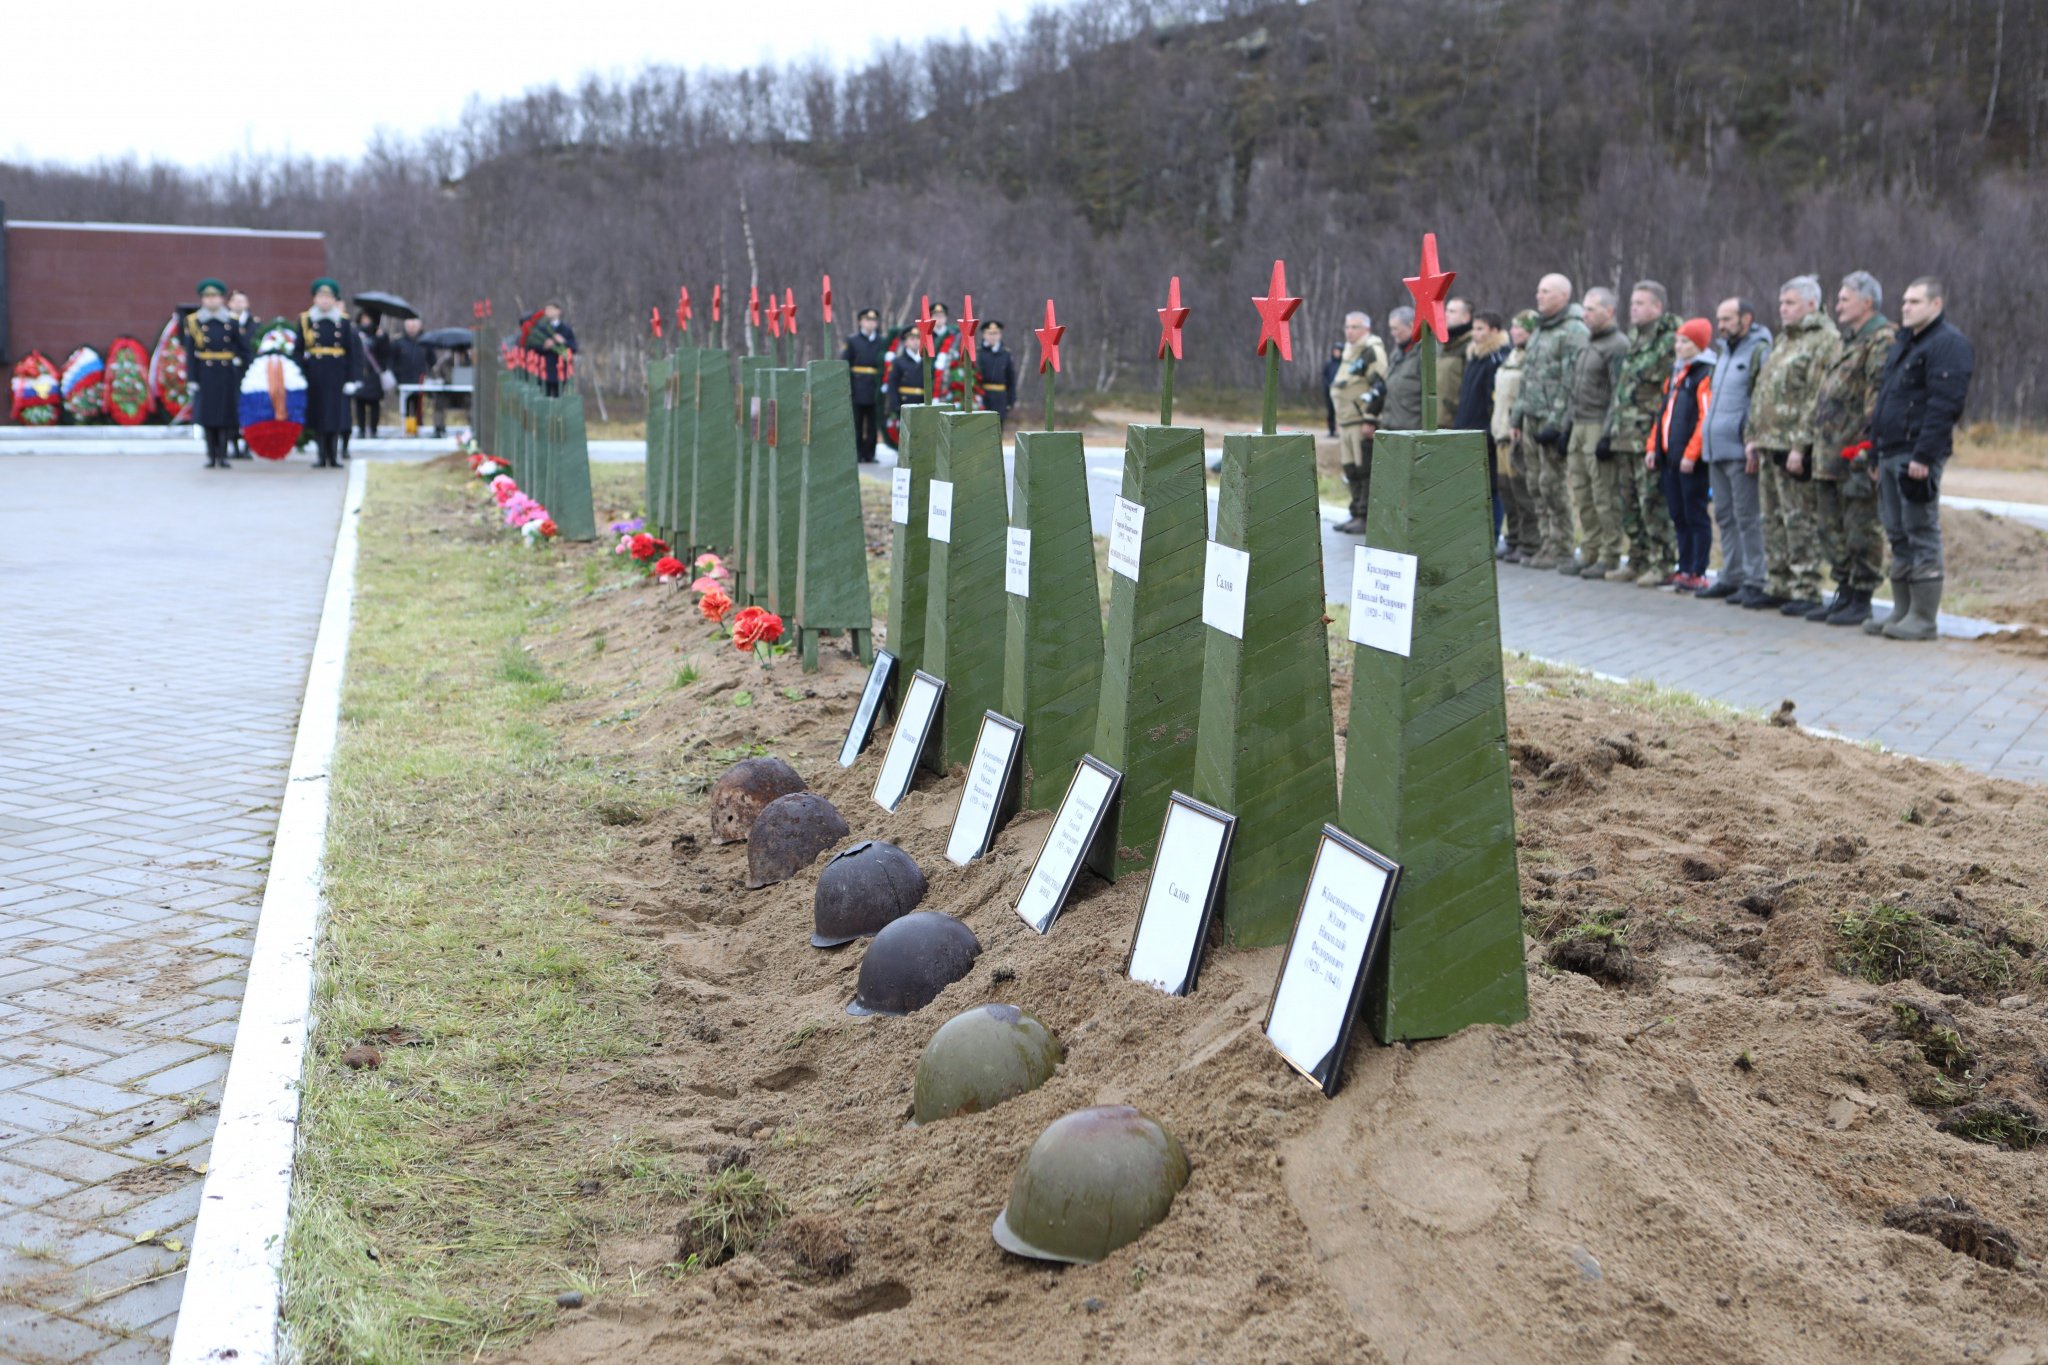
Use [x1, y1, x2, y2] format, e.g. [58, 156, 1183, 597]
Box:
[1498, 434, 1540, 553]
[1565, 424, 1630, 563]
[1759, 453, 1825, 600]
[1813, 473, 1885, 593]
[1621, 450, 1677, 576]
[1521, 418, 1573, 560]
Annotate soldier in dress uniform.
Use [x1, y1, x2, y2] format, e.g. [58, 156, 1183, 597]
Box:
[843, 308, 888, 462]
[181, 279, 250, 469]
[976, 321, 1018, 429]
[294, 278, 360, 469]
[888, 329, 926, 418]
[227, 290, 256, 458]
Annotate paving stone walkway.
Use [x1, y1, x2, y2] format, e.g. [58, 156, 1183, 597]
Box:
[1, 454, 345, 1363]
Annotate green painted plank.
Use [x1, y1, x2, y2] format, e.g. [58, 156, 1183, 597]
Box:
[1089, 423, 1208, 882]
[1339, 427, 1526, 1043]
[548, 390, 598, 541]
[795, 360, 875, 655]
[472, 321, 498, 452]
[1003, 430, 1102, 809]
[922, 410, 1008, 773]
[691, 350, 739, 558]
[1192, 431, 1338, 947]
[763, 369, 808, 617]
[646, 354, 673, 537]
[735, 358, 772, 603]
[671, 348, 699, 558]
[886, 404, 942, 678]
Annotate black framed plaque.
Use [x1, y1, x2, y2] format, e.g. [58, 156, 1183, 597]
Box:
[1013, 756, 1121, 935]
[1261, 824, 1402, 1097]
[944, 711, 1024, 866]
[872, 670, 945, 813]
[1122, 792, 1235, 997]
[838, 649, 898, 768]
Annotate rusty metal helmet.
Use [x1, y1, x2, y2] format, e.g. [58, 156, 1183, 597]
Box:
[912, 1003, 1061, 1125]
[811, 840, 928, 948]
[847, 911, 981, 1016]
[710, 757, 806, 844]
[992, 1105, 1190, 1265]
[745, 793, 849, 889]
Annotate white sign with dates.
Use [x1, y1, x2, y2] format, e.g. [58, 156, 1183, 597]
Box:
[1202, 541, 1250, 639]
[927, 479, 955, 543]
[890, 467, 912, 524]
[1348, 546, 1418, 658]
[1014, 757, 1121, 934]
[1006, 527, 1033, 597]
[1263, 826, 1401, 1096]
[1124, 794, 1235, 996]
[1108, 496, 1146, 580]
[872, 671, 944, 813]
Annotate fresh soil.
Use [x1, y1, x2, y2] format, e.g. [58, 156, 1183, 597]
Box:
[446, 477, 2048, 1365]
[1945, 508, 2048, 630]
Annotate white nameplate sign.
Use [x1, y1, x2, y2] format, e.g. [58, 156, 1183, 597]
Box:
[838, 649, 897, 768]
[1014, 756, 1121, 934]
[1005, 527, 1033, 597]
[1108, 496, 1146, 580]
[927, 479, 955, 543]
[1124, 793, 1235, 996]
[1349, 546, 1418, 658]
[1202, 541, 1250, 639]
[945, 712, 1024, 866]
[872, 670, 945, 813]
[890, 467, 912, 525]
[1263, 825, 1401, 1097]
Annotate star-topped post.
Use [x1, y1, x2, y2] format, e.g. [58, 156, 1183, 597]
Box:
[957, 295, 979, 411]
[765, 287, 783, 365]
[1156, 275, 1191, 426]
[649, 305, 662, 341]
[1252, 259, 1303, 436]
[820, 274, 834, 356]
[749, 284, 763, 360]
[1034, 298, 1066, 432]
[782, 288, 798, 364]
[677, 286, 691, 336]
[916, 295, 936, 404]
[1403, 232, 1456, 434]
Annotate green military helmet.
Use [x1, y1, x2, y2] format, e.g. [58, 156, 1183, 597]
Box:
[745, 792, 849, 889]
[847, 911, 980, 1016]
[912, 1003, 1061, 1125]
[992, 1105, 1190, 1265]
[710, 756, 806, 844]
[812, 839, 927, 948]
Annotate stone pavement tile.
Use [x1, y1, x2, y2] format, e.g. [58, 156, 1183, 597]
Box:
[0, 1159, 81, 1209]
[20, 1076, 157, 1119]
[76, 1332, 169, 1365]
[0, 1208, 134, 1267]
[75, 1043, 213, 1088]
[115, 1113, 220, 1162]
[0, 1094, 96, 1141]
[76, 1267, 187, 1339]
[134, 1053, 230, 1099]
[0, 1307, 127, 1365]
[3, 1139, 144, 1186]
[96, 1183, 203, 1243]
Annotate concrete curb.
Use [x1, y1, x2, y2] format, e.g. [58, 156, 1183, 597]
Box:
[167, 458, 365, 1365]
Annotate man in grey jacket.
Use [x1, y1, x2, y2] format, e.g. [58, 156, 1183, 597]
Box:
[1696, 298, 1772, 605]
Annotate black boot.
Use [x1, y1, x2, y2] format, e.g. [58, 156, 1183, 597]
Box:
[1826, 588, 1873, 627]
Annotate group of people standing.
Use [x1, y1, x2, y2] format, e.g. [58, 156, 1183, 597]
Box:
[841, 304, 1020, 462]
[1332, 268, 1974, 642]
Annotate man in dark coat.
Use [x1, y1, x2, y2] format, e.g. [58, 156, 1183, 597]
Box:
[843, 308, 887, 462]
[887, 330, 926, 418]
[390, 316, 432, 434]
[1862, 277, 1975, 642]
[181, 279, 250, 469]
[976, 321, 1018, 429]
[527, 301, 577, 397]
[1457, 311, 1512, 545]
[351, 310, 389, 447]
[294, 278, 360, 468]
[227, 290, 256, 458]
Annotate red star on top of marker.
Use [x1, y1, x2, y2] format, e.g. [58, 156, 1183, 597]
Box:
[749, 285, 761, 329]
[959, 295, 979, 364]
[1157, 275, 1190, 360]
[1035, 298, 1066, 374]
[1404, 232, 1456, 345]
[916, 295, 936, 354]
[650, 306, 662, 339]
[677, 286, 691, 332]
[765, 294, 782, 337]
[822, 274, 833, 326]
[782, 288, 797, 334]
[1253, 259, 1302, 360]
[711, 285, 721, 323]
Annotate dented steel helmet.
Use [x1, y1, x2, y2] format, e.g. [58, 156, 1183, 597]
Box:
[847, 911, 980, 1016]
[913, 1003, 1061, 1125]
[745, 792, 849, 889]
[709, 756, 806, 844]
[992, 1105, 1190, 1265]
[812, 840, 928, 948]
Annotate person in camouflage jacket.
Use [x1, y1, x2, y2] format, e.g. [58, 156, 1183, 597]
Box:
[1509, 275, 1588, 568]
[1745, 276, 1843, 614]
[1601, 284, 1679, 585]
[1808, 271, 1897, 626]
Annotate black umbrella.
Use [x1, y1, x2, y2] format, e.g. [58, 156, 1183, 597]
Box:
[352, 290, 417, 321]
[420, 326, 474, 349]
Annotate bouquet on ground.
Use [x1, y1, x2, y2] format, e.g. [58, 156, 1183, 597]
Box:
[469, 449, 510, 479]
[687, 554, 785, 665]
[613, 530, 671, 573]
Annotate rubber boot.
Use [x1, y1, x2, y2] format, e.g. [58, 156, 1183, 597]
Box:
[1864, 578, 1910, 636]
[1825, 588, 1872, 627]
[1883, 577, 1941, 641]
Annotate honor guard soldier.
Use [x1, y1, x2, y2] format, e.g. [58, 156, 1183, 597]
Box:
[888, 328, 927, 418]
[227, 290, 256, 458]
[976, 321, 1018, 429]
[294, 278, 361, 469]
[182, 279, 251, 469]
[843, 308, 888, 461]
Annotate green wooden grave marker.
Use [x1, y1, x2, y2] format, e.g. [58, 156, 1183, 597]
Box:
[1340, 232, 1526, 1041]
[547, 388, 598, 541]
[645, 351, 672, 537]
[1003, 429, 1102, 810]
[921, 409, 1007, 773]
[472, 309, 497, 452]
[668, 346, 699, 557]
[795, 358, 875, 670]
[734, 356, 771, 600]
[691, 350, 739, 558]
[886, 403, 941, 678]
[762, 367, 808, 619]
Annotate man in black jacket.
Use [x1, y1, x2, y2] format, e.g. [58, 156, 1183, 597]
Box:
[1863, 277, 1973, 642]
[390, 316, 433, 435]
[976, 321, 1018, 430]
[1457, 312, 1511, 544]
[843, 308, 887, 461]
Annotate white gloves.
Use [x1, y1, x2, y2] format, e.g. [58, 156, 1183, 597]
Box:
[343, 381, 361, 396]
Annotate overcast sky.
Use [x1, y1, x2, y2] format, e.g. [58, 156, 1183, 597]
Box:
[2, 0, 1049, 169]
